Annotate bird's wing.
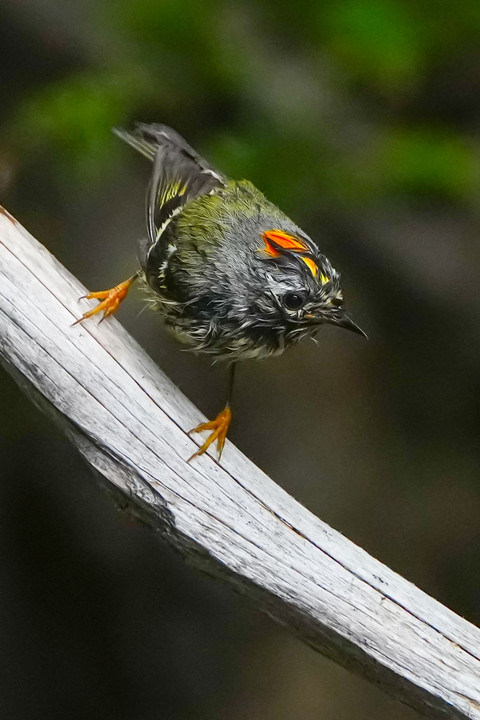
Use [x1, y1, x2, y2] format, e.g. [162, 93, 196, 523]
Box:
[114, 124, 225, 245]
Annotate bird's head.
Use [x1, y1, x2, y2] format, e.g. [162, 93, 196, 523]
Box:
[257, 229, 366, 341]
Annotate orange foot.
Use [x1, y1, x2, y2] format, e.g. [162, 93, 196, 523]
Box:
[73, 275, 137, 325]
[188, 405, 232, 462]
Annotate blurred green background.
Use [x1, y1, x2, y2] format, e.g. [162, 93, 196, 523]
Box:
[2, 1, 480, 718]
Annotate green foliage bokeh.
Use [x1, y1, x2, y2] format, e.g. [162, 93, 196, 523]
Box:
[6, 0, 480, 208]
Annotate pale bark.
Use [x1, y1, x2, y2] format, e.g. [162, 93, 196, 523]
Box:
[0, 206, 479, 720]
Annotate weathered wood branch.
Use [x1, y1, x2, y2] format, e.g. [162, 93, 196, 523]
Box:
[0, 206, 479, 719]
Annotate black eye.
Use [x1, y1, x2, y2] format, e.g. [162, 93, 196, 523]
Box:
[283, 291, 306, 310]
[330, 296, 344, 308]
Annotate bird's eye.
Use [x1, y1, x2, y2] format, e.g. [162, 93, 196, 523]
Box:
[283, 291, 307, 310]
[330, 296, 344, 308]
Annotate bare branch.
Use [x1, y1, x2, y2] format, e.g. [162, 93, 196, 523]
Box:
[0, 206, 479, 720]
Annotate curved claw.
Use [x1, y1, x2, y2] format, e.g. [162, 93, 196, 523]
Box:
[187, 405, 232, 462]
[72, 275, 137, 326]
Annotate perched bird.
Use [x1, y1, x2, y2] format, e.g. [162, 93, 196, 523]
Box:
[75, 123, 366, 460]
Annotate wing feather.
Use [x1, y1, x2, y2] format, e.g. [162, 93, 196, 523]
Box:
[114, 124, 225, 246]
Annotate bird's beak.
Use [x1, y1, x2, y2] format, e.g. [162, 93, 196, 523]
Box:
[331, 315, 368, 339]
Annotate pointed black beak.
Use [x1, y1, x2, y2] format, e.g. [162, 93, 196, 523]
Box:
[333, 315, 368, 339]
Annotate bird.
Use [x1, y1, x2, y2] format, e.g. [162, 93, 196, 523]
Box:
[74, 123, 366, 461]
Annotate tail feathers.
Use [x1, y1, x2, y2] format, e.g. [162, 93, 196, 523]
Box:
[113, 123, 223, 180]
[113, 127, 157, 161]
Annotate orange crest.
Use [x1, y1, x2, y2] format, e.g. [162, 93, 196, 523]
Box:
[263, 229, 308, 254]
[262, 229, 319, 279]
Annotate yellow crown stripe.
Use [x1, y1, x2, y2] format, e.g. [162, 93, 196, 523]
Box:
[301, 256, 319, 278]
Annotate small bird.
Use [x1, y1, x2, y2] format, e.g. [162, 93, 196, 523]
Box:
[75, 123, 366, 461]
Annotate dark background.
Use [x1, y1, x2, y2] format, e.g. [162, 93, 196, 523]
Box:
[1, 1, 480, 718]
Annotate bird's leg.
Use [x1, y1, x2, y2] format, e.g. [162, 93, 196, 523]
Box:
[73, 272, 140, 325]
[188, 363, 236, 462]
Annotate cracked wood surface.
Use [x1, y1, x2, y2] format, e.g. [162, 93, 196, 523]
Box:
[0, 206, 479, 720]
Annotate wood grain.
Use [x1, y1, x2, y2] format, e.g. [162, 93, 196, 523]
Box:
[0, 207, 479, 720]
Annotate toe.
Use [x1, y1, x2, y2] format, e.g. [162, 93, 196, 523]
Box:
[187, 406, 232, 462]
